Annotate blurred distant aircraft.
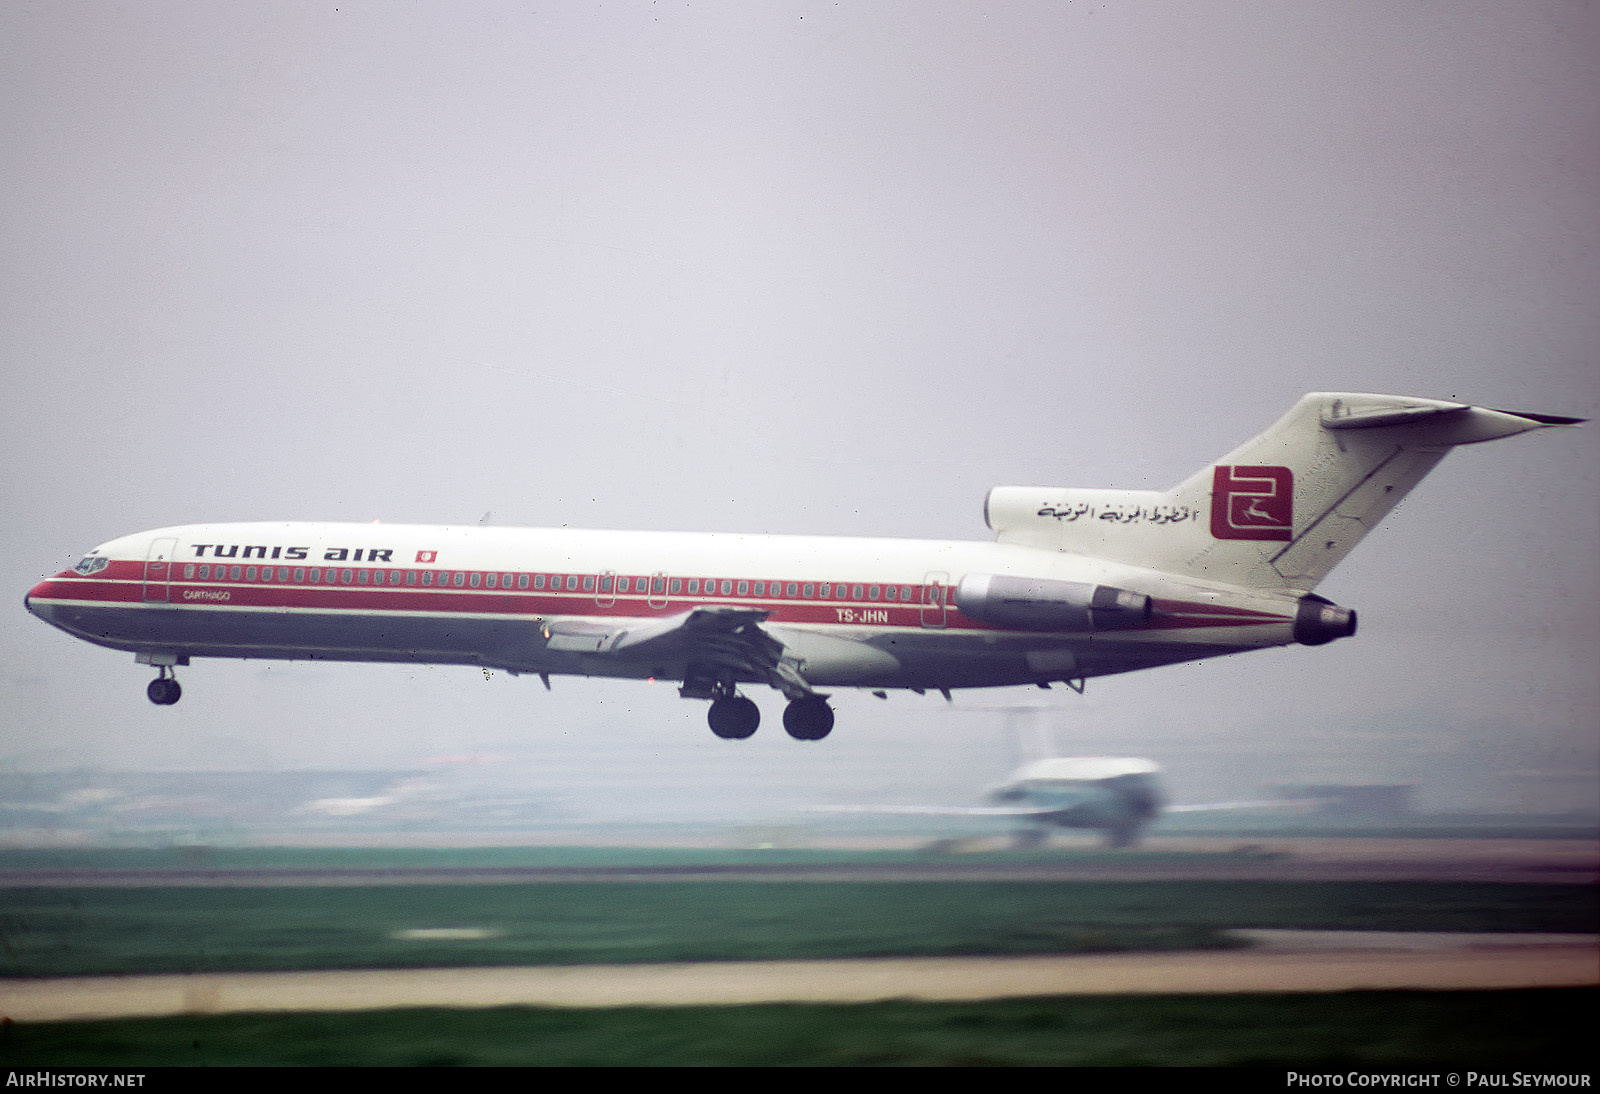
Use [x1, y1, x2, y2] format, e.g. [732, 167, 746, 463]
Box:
[819, 755, 1165, 848]
[818, 755, 1297, 848]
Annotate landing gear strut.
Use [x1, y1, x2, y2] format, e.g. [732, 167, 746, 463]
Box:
[146, 667, 182, 706]
[687, 663, 833, 741]
[708, 695, 760, 739]
[782, 695, 833, 741]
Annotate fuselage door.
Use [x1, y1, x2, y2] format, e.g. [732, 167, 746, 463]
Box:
[648, 571, 669, 610]
[921, 570, 949, 628]
[143, 537, 178, 603]
[596, 570, 616, 609]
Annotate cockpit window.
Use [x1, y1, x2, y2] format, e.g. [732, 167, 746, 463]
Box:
[73, 555, 109, 576]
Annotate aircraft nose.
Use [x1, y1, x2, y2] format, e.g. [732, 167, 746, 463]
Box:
[25, 579, 56, 623]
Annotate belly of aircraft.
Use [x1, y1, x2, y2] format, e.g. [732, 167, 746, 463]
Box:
[34, 599, 1256, 689]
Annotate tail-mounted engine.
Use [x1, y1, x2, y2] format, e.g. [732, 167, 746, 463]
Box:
[954, 574, 1152, 632]
[1293, 594, 1357, 645]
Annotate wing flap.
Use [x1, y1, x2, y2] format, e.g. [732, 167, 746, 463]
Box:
[542, 607, 819, 699]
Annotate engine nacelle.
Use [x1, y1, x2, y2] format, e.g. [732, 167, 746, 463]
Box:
[954, 574, 1152, 632]
[1293, 595, 1357, 645]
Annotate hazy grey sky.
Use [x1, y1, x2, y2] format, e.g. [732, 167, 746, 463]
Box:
[2, 2, 1595, 818]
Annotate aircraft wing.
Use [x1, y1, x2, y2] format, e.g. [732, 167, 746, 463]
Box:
[541, 607, 816, 698]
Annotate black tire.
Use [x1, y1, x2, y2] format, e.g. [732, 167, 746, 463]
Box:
[708, 696, 759, 739]
[146, 678, 181, 705]
[782, 696, 833, 740]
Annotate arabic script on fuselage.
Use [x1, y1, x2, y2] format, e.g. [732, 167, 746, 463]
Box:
[1036, 504, 1200, 526]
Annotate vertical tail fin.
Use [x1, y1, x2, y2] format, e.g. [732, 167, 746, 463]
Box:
[987, 393, 1581, 592]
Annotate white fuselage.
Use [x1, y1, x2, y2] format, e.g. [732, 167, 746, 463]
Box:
[25, 520, 1305, 691]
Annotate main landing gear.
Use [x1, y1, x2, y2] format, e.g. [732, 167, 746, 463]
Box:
[708, 695, 761, 739]
[684, 666, 834, 741]
[146, 667, 182, 706]
[704, 693, 834, 741]
[782, 695, 833, 741]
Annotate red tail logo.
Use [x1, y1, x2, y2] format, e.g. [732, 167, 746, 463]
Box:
[1211, 466, 1293, 541]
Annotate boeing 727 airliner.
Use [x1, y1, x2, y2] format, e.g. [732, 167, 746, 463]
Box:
[24, 393, 1580, 740]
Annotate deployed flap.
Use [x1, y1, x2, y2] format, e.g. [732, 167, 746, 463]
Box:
[544, 607, 818, 699]
[544, 606, 771, 655]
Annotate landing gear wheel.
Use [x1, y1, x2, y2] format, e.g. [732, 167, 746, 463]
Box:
[708, 695, 760, 739]
[146, 676, 182, 705]
[782, 696, 833, 741]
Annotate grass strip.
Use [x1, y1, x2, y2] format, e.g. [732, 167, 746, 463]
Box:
[2, 988, 1593, 1066]
[3, 881, 1592, 978]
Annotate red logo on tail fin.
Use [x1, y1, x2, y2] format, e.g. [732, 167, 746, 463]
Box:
[1211, 466, 1293, 541]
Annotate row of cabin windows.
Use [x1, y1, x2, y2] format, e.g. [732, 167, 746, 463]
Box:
[184, 564, 530, 588]
[178, 563, 932, 603]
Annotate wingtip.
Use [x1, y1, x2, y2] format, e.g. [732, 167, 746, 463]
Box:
[1491, 408, 1587, 427]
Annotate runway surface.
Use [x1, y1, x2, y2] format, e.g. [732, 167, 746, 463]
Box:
[4, 933, 1595, 1021]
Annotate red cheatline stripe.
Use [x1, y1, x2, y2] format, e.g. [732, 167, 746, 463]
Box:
[33, 581, 1287, 634]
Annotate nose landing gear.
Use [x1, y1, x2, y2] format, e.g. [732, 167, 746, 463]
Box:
[146, 667, 182, 706]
